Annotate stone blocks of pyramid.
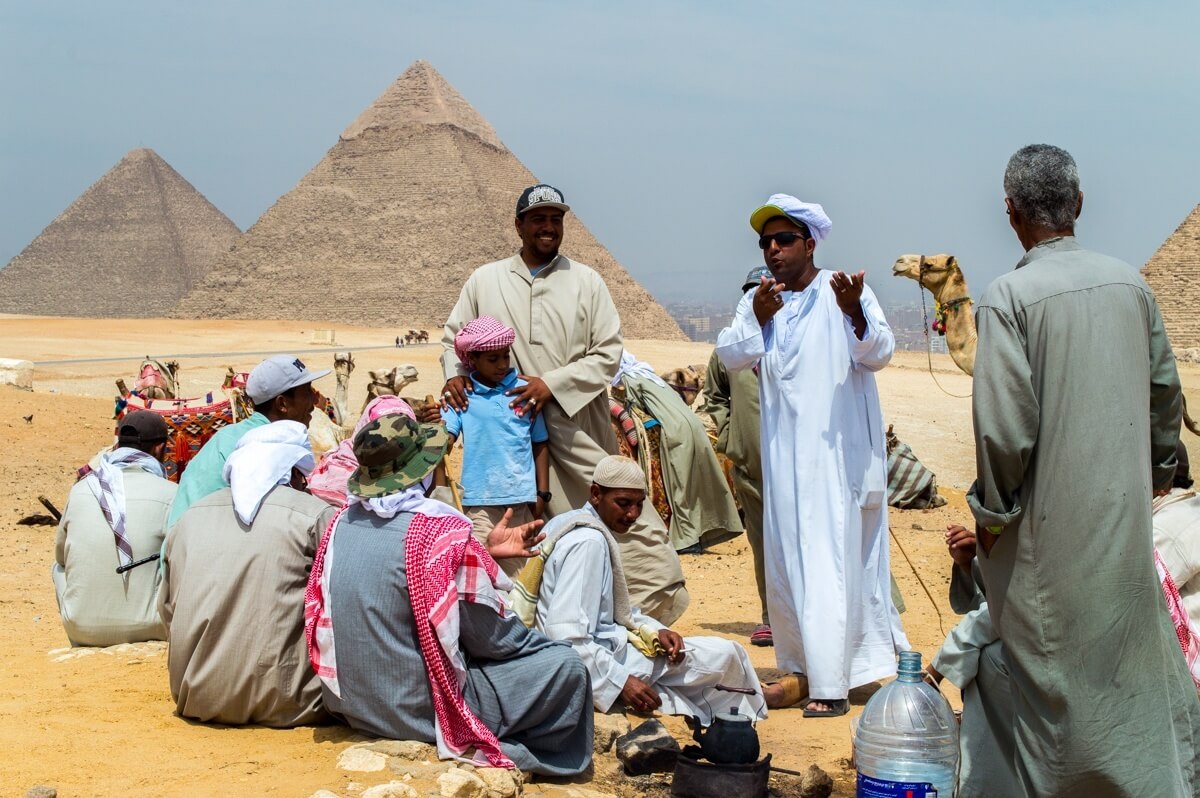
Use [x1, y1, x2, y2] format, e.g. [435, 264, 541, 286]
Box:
[0, 148, 240, 317]
[173, 61, 685, 340]
[1143, 203, 1200, 352]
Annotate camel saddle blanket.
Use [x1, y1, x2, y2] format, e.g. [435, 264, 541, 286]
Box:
[886, 441, 946, 510]
[114, 392, 234, 483]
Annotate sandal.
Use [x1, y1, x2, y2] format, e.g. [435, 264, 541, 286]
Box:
[802, 698, 850, 718]
[765, 673, 808, 709]
[750, 624, 773, 647]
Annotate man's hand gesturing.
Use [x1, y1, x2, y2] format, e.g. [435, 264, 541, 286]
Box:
[752, 276, 787, 326]
[830, 270, 869, 338]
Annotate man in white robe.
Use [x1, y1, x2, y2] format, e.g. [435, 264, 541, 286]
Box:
[440, 184, 688, 624]
[715, 194, 909, 717]
[530, 456, 778, 723]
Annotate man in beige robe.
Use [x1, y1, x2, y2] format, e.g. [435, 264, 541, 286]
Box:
[159, 421, 334, 727]
[441, 184, 688, 624]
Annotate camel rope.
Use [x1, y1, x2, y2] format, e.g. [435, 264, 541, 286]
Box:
[889, 525, 947, 639]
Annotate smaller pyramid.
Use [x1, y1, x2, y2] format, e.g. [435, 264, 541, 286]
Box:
[1142, 203, 1200, 351]
[0, 148, 241, 317]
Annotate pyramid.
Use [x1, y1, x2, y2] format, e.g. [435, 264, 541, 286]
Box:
[1142, 203, 1200, 351]
[173, 61, 685, 340]
[0, 148, 240, 317]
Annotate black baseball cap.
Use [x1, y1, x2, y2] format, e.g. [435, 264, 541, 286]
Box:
[117, 410, 169, 447]
[516, 184, 570, 217]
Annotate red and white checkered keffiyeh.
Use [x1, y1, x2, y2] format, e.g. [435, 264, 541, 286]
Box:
[304, 508, 515, 768]
[454, 315, 515, 367]
[1155, 549, 1200, 690]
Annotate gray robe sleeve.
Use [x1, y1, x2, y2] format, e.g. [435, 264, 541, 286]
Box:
[459, 601, 564, 661]
[967, 304, 1039, 534]
[1146, 294, 1183, 490]
[538, 271, 623, 419]
[701, 350, 732, 455]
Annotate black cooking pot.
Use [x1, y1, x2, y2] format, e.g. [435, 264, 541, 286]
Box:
[695, 707, 760, 765]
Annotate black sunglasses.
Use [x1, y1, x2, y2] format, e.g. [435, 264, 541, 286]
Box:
[758, 231, 808, 250]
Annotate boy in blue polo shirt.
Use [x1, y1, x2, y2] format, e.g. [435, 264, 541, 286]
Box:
[443, 316, 550, 577]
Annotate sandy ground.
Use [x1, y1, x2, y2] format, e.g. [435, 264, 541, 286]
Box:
[1, 315, 1197, 797]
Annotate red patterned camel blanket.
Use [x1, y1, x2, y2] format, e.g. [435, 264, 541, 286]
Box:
[114, 391, 236, 483]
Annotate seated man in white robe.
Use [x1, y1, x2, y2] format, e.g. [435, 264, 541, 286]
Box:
[1154, 444, 1200, 628]
[519, 455, 789, 723]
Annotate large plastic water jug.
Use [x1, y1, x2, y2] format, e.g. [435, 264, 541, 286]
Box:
[854, 650, 959, 797]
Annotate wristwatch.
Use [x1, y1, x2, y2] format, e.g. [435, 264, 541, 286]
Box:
[536, 490, 552, 502]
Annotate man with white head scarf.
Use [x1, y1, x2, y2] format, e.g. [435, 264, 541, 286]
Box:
[516, 455, 786, 722]
[159, 420, 334, 727]
[52, 410, 176, 646]
[716, 194, 910, 717]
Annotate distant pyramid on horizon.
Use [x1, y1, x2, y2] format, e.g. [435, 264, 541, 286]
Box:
[1142, 203, 1200, 351]
[0, 148, 240, 317]
[173, 60, 686, 339]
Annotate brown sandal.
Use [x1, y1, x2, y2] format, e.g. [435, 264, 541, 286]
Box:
[765, 673, 809, 709]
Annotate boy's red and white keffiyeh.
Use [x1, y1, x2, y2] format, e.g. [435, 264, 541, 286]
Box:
[1155, 549, 1200, 690]
[304, 507, 515, 768]
[454, 315, 515, 367]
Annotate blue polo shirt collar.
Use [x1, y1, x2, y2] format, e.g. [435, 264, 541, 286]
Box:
[469, 368, 519, 395]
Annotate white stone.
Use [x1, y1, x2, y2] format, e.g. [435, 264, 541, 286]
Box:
[337, 746, 389, 772]
[0, 358, 33, 390]
[361, 782, 419, 798]
[309, 791, 342, 798]
[476, 767, 520, 798]
[437, 768, 488, 798]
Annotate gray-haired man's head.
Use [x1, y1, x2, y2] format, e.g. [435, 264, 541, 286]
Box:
[1003, 144, 1081, 232]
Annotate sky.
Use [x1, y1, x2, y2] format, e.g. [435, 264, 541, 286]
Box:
[2, 1, 1199, 309]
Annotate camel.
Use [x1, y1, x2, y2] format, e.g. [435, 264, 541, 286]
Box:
[221, 367, 254, 421]
[363, 364, 420, 410]
[659, 364, 708, 409]
[894, 253, 1200, 435]
[332, 352, 355, 426]
[133, 358, 179, 399]
[892, 253, 978, 376]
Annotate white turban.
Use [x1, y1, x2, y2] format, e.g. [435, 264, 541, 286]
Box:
[223, 420, 315, 525]
[592, 455, 647, 490]
[750, 193, 833, 242]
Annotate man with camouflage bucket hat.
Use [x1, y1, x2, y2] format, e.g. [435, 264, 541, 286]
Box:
[304, 415, 593, 775]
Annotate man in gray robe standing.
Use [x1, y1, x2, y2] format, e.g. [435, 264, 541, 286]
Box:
[440, 184, 688, 624]
[967, 143, 1200, 796]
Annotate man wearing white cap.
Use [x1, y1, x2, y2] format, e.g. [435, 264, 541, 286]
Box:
[515, 455, 782, 721]
[440, 184, 689, 624]
[715, 195, 909, 717]
[166, 355, 329, 528]
[160, 420, 335, 727]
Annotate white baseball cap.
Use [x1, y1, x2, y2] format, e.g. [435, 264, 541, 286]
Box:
[245, 355, 331, 405]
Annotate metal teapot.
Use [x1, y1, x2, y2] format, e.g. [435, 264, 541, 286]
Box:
[695, 707, 760, 765]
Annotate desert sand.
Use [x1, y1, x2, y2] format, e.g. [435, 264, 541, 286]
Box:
[2, 315, 1196, 797]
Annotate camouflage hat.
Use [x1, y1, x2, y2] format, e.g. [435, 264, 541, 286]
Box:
[347, 415, 449, 499]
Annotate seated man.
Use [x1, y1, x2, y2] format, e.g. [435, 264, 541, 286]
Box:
[160, 420, 333, 727]
[519, 455, 787, 722]
[305, 415, 592, 776]
[1154, 444, 1200, 628]
[166, 354, 329, 527]
[52, 410, 176, 646]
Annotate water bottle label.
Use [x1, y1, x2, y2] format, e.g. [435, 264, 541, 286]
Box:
[856, 772, 938, 797]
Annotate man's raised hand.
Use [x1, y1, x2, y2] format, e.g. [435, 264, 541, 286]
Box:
[485, 507, 545, 560]
[752, 276, 787, 326]
[830, 270, 866, 316]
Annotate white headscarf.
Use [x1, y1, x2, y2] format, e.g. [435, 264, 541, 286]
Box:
[755, 193, 833, 242]
[611, 350, 667, 388]
[223, 420, 315, 525]
[349, 474, 470, 524]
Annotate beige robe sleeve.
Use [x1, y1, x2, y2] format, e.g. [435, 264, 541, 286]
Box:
[539, 270, 622, 419]
[441, 273, 479, 382]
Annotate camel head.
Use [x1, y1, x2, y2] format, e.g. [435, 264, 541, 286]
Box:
[334, 352, 355, 380]
[659, 364, 708, 407]
[394, 363, 419, 390]
[367, 364, 420, 394]
[892, 254, 962, 300]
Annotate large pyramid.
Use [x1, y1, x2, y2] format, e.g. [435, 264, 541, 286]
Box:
[0, 148, 240, 317]
[174, 61, 685, 340]
[1143, 203, 1200, 351]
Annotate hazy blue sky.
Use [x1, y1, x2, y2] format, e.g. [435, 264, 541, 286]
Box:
[3, 2, 1198, 308]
